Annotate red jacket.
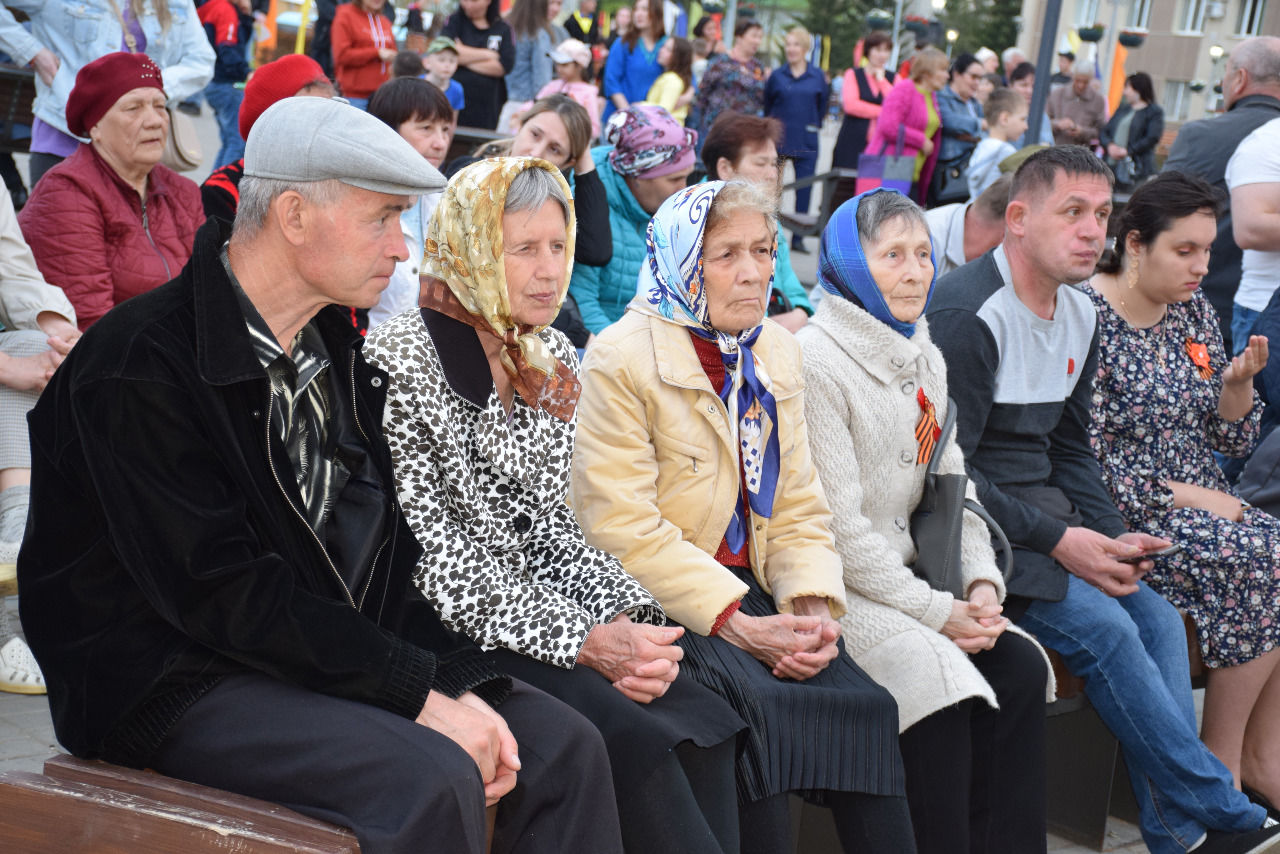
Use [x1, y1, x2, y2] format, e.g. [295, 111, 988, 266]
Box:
[20, 145, 204, 331]
[331, 3, 395, 99]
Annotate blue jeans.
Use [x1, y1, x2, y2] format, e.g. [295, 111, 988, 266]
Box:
[1231, 303, 1261, 356]
[1020, 576, 1263, 854]
[203, 81, 245, 170]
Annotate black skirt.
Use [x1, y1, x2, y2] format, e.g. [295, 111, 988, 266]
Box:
[676, 567, 905, 803]
[832, 115, 872, 170]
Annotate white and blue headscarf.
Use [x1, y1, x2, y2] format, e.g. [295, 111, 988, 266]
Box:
[816, 188, 939, 338]
[633, 181, 780, 553]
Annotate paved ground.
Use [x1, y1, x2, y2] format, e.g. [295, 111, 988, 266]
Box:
[5, 105, 1156, 853]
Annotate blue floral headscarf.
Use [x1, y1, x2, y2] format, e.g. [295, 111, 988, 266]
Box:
[817, 188, 939, 338]
[632, 181, 780, 553]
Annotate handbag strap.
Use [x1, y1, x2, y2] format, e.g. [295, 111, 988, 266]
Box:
[965, 498, 1015, 581]
[925, 396, 957, 478]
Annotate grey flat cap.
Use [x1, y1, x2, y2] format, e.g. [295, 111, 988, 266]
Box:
[244, 97, 446, 196]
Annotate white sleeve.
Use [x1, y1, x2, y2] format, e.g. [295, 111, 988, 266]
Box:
[1226, 119, 1280, 190]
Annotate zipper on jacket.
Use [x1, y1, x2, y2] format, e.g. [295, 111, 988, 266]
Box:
[349, 352, 390, 611]
[263, 384, 357, 608]
[140, 199, 172, 280]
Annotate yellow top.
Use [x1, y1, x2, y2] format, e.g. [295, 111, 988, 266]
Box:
[914, 81, 939, 181]
[645, 71, 690, 123]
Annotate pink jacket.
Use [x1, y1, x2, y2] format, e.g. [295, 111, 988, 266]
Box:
[873, 76, 942, 204]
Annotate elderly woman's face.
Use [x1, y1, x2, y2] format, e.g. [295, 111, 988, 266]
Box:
[91, 86, 169, 172]
[703, 209, 774, 334]
[864, 216, 934, 323]
[503, 200, 569, 327]
[397, 113, 453, 168]
[511, 111, 573, 168]
[719, 139, 779, 187]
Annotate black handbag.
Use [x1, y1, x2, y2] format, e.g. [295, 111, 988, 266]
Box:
[908, 397, 1013, 599]
[928, 148, 974, 207]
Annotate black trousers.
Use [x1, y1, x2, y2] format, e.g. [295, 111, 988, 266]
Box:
[27, 152, 64, 188]
[150, 673, 624, 854]
[897, 631, 1048, 854]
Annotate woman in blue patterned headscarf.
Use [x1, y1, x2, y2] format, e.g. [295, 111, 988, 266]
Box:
[571, 180, 917, 853]
[798, 188, 1053, 854]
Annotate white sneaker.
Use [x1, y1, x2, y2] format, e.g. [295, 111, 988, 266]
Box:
[0, 636, 46, 695]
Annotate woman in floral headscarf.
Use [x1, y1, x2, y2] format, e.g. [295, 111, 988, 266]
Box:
[363, 157, 744, 854]
[570, 179, 917, 854]
[797, 189, 1052, 854]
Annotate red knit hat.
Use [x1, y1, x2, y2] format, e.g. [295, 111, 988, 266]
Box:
[65, 52, 165, 138]
[239, 55, 329, 140]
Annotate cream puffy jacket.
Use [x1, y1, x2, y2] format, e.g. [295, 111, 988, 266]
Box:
[570, 309, 848, 636]
[798, 297, 1054, 729]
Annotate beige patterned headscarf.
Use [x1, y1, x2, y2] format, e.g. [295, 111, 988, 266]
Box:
[420, 157, 581, 421]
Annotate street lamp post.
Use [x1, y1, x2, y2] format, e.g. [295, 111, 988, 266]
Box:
[946, 28, 958, 58]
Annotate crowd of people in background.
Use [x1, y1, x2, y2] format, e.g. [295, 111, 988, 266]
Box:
[2, 3, 1280, 854]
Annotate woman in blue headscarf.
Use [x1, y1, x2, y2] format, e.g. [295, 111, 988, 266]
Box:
[797, 189, 1053, 854]
[571, 179, 916, 854]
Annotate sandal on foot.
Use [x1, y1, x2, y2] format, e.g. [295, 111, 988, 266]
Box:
[0, 636, 46, 695]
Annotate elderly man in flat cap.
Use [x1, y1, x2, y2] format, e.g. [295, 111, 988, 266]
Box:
[17, 97, 622, 854]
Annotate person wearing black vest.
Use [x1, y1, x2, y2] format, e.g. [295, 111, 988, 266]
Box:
[1163, 36, 1280, 353]
[832, 31, 896, 171]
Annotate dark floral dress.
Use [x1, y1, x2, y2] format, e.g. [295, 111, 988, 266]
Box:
[1087, 285, 1279, 668]
[686, 53, 766, 143]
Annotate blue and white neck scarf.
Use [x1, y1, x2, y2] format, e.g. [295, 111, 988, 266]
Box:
[816, 188, 939, 338]
[634, 181, 780, 553]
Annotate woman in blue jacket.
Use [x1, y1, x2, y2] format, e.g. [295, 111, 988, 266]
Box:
[601, 0, 665, 124]
[764, 27, 827, 252]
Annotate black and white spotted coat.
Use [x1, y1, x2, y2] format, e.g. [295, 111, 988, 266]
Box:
[364, 308, 665, 669]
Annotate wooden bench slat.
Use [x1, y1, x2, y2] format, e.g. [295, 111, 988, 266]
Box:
[42, 756, 358, 852]
[0, 771, 354, 853]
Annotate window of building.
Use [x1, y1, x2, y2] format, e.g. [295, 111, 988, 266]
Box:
[1125, 0, 1149, 28]
[1177, 0, 1207, 31]
[1126, 0, 1153, 28]
[1164, 80, 1192, 121]
[1237, 0, 1268, 35]
[1075, 0, 1101, 26]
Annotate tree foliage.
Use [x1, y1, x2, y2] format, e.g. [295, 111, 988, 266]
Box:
[937, 0, 1023, 58]
[794, 0, 875, 74]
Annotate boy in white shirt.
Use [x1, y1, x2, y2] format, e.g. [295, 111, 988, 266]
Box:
[967, 88, 1028, 200]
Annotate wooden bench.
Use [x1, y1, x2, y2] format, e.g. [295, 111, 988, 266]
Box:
[0, 755, 359, 853]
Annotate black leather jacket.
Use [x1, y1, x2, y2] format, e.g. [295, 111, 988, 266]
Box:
[20, 219, 508, 767]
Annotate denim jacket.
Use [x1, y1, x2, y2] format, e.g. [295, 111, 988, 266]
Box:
[0, 0, 214, 139]
[505, 24, 567, 103]
[935, 85, 983, 163]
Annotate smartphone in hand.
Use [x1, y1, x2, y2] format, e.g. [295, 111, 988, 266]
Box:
[1119, 543, 1182, 564]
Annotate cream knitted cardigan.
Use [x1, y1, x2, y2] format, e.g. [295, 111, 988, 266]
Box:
[798, 296, 1054, 730]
